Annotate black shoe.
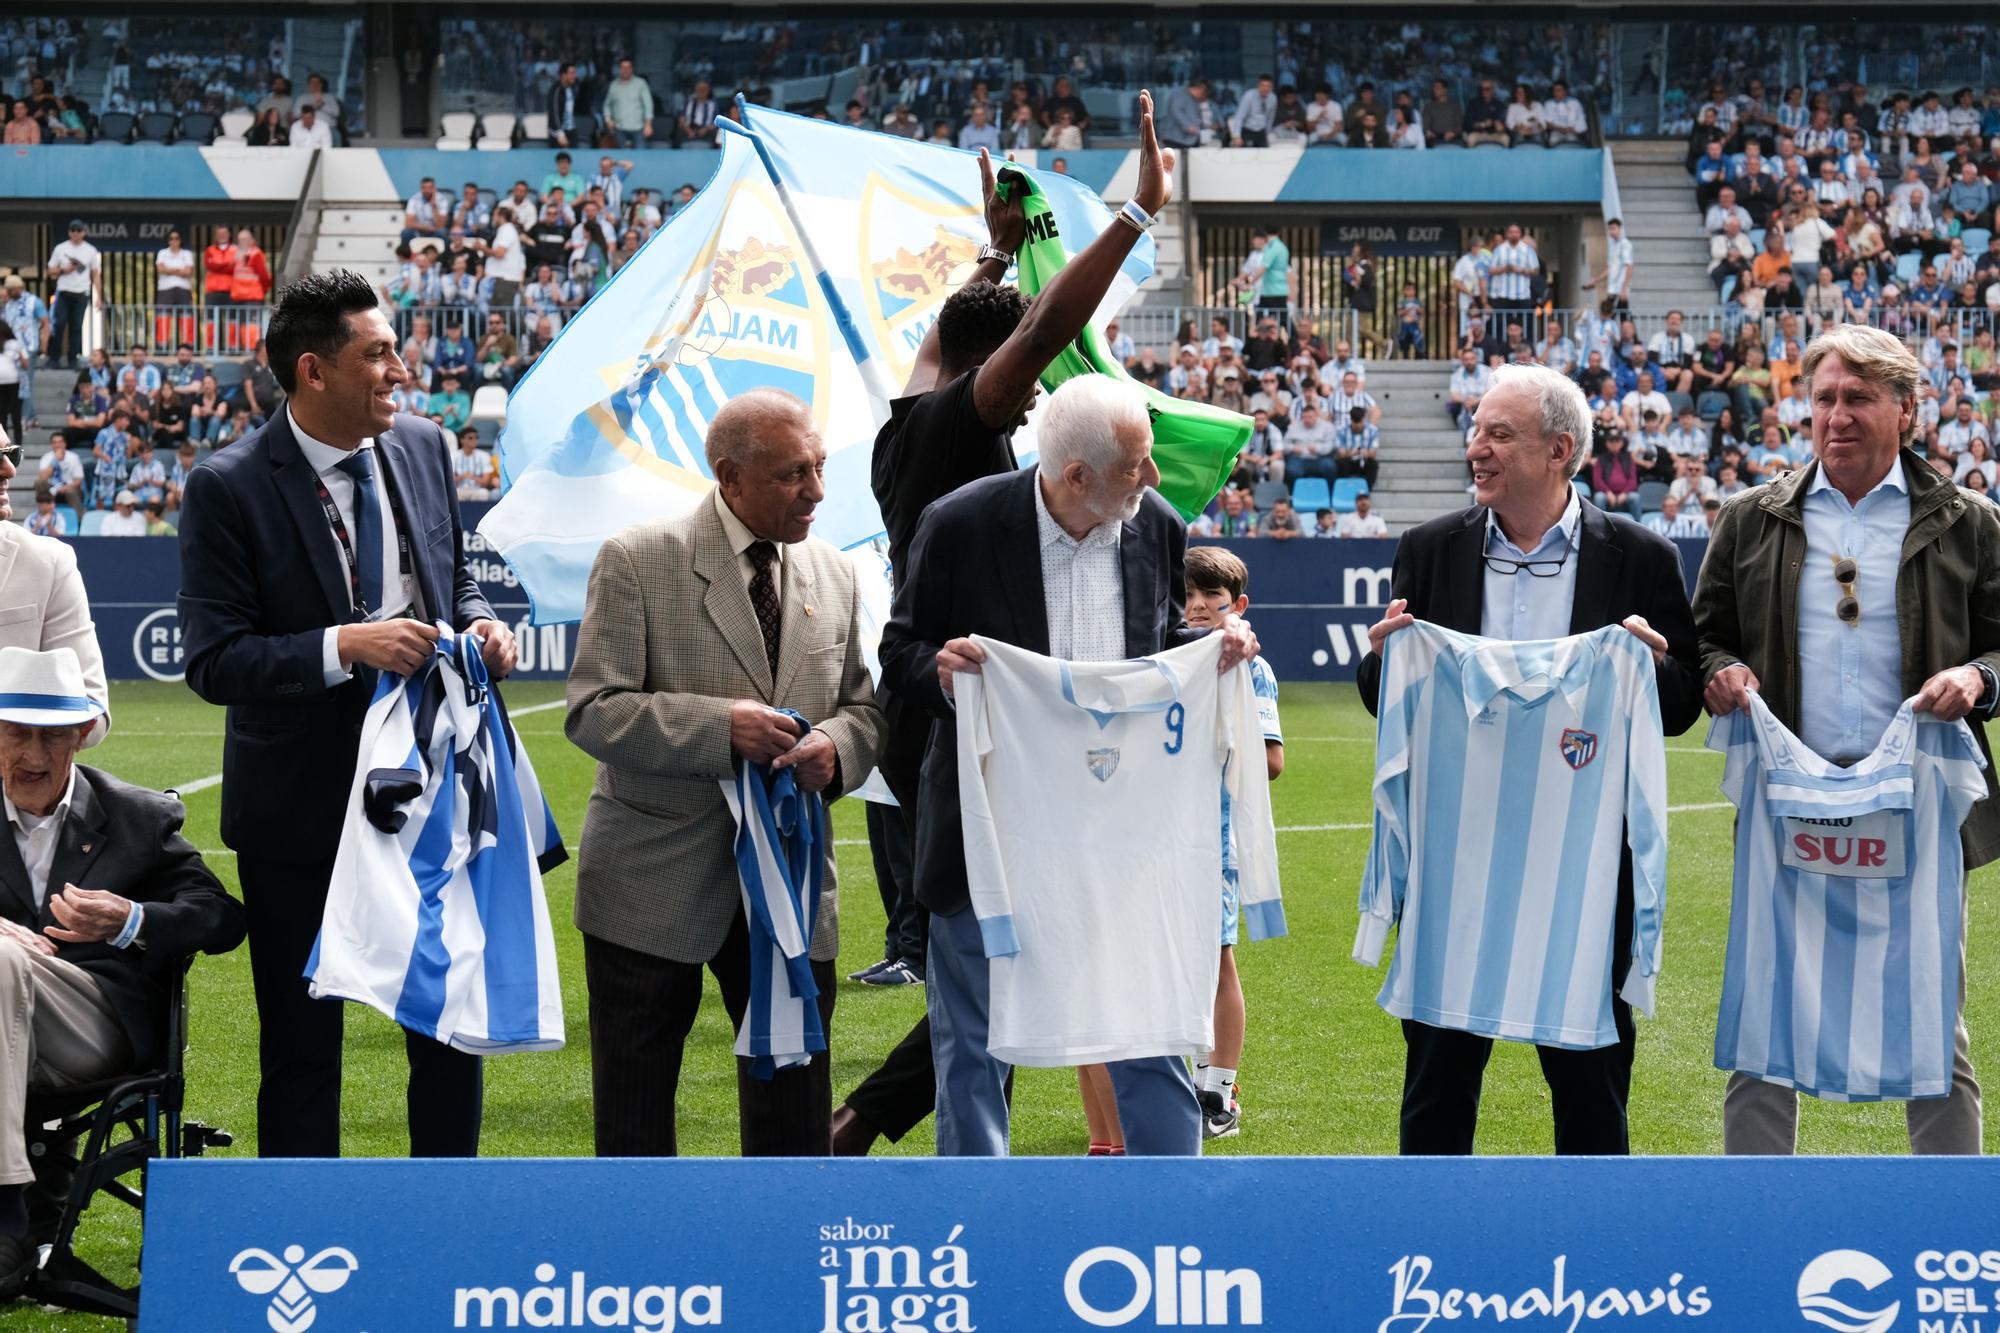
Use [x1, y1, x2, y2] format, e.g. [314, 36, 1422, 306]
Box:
[0, 1232, 34, 1302]
[1198, 1089, 1240, 1141]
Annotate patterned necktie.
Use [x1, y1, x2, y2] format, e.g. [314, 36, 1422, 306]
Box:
[334, 450, 384, 616]
[746, 540, 781, 676]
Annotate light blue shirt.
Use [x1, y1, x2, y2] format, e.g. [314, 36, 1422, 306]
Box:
[1798, 461, 1908, 763]
[1481, 489, 1581, 642]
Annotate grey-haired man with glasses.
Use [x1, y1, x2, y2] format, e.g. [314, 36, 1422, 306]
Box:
[1356, 364, 1703, 1155]
[1696, 323, 2000, 1156]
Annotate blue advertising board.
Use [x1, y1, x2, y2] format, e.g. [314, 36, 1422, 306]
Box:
[69, 524, 1711, 687]
[141, 1155, 1999, 1331]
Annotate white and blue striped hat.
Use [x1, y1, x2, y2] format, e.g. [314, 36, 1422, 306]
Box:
[0, 647, 105, 728]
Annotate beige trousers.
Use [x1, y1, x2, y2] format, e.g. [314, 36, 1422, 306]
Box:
[1723, 889, 1981, 1155]
[0, 937, 130, 1184]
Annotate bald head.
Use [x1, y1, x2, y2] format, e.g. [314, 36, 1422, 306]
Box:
[703, 388, 814, 472]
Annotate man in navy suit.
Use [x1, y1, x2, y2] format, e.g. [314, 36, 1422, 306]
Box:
[880, 376, 1256, 1156]
[177, 269, 518, 1158]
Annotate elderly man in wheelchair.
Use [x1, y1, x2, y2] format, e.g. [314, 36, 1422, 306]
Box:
[0, 646, 244, 1302]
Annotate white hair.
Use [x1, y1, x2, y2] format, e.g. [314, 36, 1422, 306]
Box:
[1035, 376, 1150, 480]
[1490, 363, 1594, 478]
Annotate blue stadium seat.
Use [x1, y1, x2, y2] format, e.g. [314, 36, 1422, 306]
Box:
[1637, 481, 1669, 515]
[1290, 477, 1331, 514]
[1896, 252, 1922, 284]
[1750, 228, 1766, 251]
[178, 113, 216, 144]
[1251, 479, 1288, 512]
[1330, 477, 1369, 513]
[1965, 228, 1993, 254]
[95, 112, 134, 144]
[79, 510, 105, 536]
[1719, 276, 1736, 304]
[210, 360, 246, 389]
[136, 112, 176, 144]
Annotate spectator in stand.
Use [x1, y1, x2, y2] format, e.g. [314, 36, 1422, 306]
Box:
[0, 323, 21, 446]
[1448, 346, 1491, 429]
[1, 277, 47, 409]
[1232, 74, 1277, 148]
[402, 178, 448, 246]
[1258, 495, 1301, 540]
[99, 489, 145, 537]
[1042, 107, 1082, 152]
[289, 103, 332, 150]
[602, 58, 654, 149]
[166, 442, 198, 512]
[1464, 79, 1508, 148]
[1646, 311, 1696, 393]
[1162, 78, 1216, 151]
[1590, 428, 1642, 515]
[4, 100, 39, 146]
[91, 411, 131, 512]
[1389, 106, 1424, 151]
[1542, 81, 1587, 145]
[958, 104, 999, 153]
[1285, 403, 1336, 480]
[1504, 84, 1546, 146]
[1424, 80, 1462, 147]
[1337, 493, 1388, 537]
[1306, 86, 1343, 147]
[299, 72, 342, 134]
[125, 439, 166, 506]
[676, 81, 718, 149]
[542, 154, 587, 207]
[1214, 486, 1258, 538]
[246, 108, 286, 148]
[1486, 224, 1537, 315]
[1209, 366, 1248, 416]
[477, 312, 521, 388]
[1003, 105, 1036, 151]
[453, 426, 500, 501]
[1955, 437, 1997, 489]
[1704, 185, 1754, 237]
[1306, 508, 1338, 538]
[1236, 409, 1285, 486]
[431, 373, 471, 435]
[1581, 218, 1634, 312]
[46, 220, 100, 371]
[26, 486, 66, 537]
[238, 344, 280, 425]
[546, 63, 589, 151]
[1335, 405, 1379, 487]
[36, 433, 83, 516]
[1346, 111, 1391, 149]
[1622, 369, 1671, 434]
[1644, 492, 1707, 538]
[1939, 398, 1989, 457]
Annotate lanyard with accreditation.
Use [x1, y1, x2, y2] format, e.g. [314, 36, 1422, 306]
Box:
[311, 458, 414, 619]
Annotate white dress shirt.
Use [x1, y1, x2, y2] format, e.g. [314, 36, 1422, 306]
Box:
[1033, 477, 1125, 663]
[711, 487, 787, 594]
[289, 408, 420, 685]
[1481, 489, 1581, 641]
[1798, 461, 1908, 763]
[289, 117, 333, 149]
[5, 768, 74, 911]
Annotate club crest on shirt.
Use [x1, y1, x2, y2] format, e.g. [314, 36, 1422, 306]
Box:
[1559, 728, 1599, 771]
[1085, 746, 1121, 783]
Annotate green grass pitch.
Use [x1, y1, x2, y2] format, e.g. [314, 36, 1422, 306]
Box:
[5, 680, 1995, 1328]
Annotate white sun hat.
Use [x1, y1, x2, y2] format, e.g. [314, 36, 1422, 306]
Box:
[0, 647, 106, 728]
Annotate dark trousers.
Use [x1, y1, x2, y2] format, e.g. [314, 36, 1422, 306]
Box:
[51, 291, 87, 366]
[867, 802, 924, 968]
[238, 855, 482, 1158]
[1398, 866, 1638, 1155]
[1339, 456, 1380, 488]
[1254, 294, 1290, 330]
[584, 914, 837, 1156]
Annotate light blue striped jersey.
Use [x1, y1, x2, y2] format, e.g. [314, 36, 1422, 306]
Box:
[1220, 655, 1283, 883]
[1710, 694, 1985, 1101]
[310, 629, 568, 1052]
[1355, 622, 1668, 1049]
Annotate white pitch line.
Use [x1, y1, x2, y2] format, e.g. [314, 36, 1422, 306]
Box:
[1282, 737, 1717, 755]
[510, 699, 568, 718]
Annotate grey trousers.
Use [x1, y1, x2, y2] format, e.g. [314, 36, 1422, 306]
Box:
[1723, 889, 1981, 1155]
[0, 939, 130, 1184]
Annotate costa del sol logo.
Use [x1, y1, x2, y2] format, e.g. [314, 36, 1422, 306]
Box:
[1797, 1250, 1900, 1333]
[228, 1244, 360, 1332]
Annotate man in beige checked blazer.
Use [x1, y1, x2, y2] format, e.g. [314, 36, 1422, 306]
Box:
[566, 388, 887, 1156]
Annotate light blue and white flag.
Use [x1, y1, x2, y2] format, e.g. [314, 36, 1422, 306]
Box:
[480, 110, 1153, 625]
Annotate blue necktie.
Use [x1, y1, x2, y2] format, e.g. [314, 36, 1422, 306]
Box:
[335, 450, 384, 616]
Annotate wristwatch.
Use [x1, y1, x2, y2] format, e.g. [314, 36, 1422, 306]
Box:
[977, 244, 1014, 267]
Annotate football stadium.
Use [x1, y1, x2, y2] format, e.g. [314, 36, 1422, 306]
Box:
[0, 5, 1998, 1329]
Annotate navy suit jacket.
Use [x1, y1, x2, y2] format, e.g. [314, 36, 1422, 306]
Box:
[176, 411, 493, 865]
[879, 468, 1197, 917]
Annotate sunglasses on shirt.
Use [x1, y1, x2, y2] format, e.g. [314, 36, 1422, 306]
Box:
[1833, 554, 1860, 625]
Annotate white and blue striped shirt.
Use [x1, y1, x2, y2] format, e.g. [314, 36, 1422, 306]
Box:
[1710, 695, 1985, 1101]
[1488, 239, 1538, 302]
[1356, 622, 1669, 1048]
[310, 630, 567, 1052]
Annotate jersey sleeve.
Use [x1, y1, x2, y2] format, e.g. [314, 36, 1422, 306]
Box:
[1354, 629, 1418, 966]
[1619, 640, 1669, 1018]
[1251, 656, 1283, 744]
[1222, 661, 1286, 940]
[952, 650, 1018, 957]
[1934, 717, 1991, 824]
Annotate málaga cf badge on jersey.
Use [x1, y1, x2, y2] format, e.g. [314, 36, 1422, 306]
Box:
[1086, 747, 1121, 783]
[1559, 728, 1599, 771]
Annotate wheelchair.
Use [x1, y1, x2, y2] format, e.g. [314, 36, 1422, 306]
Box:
[21, 957, 231, 1320]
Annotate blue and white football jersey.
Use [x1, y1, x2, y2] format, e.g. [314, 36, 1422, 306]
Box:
[1356, 621, 1669, 1049]
[955, 633, 1284, 1067]
[310, 629, 567, 1053]
[1220, 655, 1283, 884]
[1710, 694, 1985, 1101]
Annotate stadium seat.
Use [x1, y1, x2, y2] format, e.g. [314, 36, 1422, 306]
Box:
[1964, 228, 1992, 254]
[434, 140, 471, 152]
[1290, 477, 1331, 514]
[178, 112, 216, 144]
[1749, 228, 1766, 251]
[1719, 276, 1736, 304]
[437, 112, 477, 150]
[471, 385, 509, 426]
[1637, 481, 1669, 515]
[79, 510, 104, 536]
[1330, 477, 1369, 513]
[218, 109, 254, 138]
[1896, 252, 1921, 284]
[210, 360, 246, 390]
[477, 113, 516, 150]
[518, 112, 550, 144]
[95, 112, 134, 144]
[1665, 391, 1694, 417]
[1696, 390, 1731, 420]
[24, 960, 231, 1318]
[1251, 480, 1288, 511]
[136, 112, 176, 144]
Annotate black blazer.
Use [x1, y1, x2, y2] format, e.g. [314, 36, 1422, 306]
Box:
[176, 412, 494, 865]
[0, 767, 244, 1068]
[546, 79, 593, 141]
[1356, 500, 1704, 737]
[879, 468, 1197, 916]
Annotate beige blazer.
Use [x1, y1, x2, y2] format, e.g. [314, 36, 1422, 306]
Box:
[0, 524, 109, 746]
[565, 494, 887, 963]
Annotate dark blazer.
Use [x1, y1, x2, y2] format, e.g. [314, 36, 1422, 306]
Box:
[176, 411, 493, 865]
[1356, 499, 1704, 737]
[880, 468, 1197, 916]
[547, 79, 594, 142]
[0, 766, 244, 1068]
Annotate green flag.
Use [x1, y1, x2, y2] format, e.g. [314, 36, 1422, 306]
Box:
[999, 167, 1249, 520]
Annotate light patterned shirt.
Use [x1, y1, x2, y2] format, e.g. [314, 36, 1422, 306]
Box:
[1033, 475, 1125, 663]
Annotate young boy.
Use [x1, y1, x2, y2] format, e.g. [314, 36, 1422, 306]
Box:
[1076, 547, 1285, 1153]
[1394, 283, 1427, 359]
[1184, 546, 1284, 1138]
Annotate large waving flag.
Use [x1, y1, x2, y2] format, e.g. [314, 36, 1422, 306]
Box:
[480, 113, 1157, 625]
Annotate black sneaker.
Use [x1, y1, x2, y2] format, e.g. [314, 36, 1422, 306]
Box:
[1198, 1089, 1240, 1141]
[860, 959, 923, 987]
[846, 958, 895, 982]
[0, 1232, 33, 1302]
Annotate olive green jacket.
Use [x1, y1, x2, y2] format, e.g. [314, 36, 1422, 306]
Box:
[1694, 449, 2000, 868]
